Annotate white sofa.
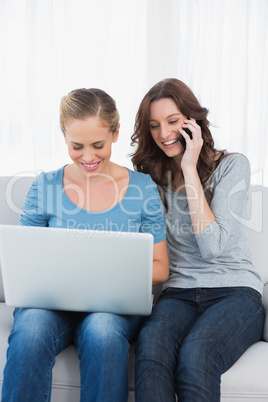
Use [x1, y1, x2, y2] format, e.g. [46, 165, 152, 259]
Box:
[0, 175, 268, 401]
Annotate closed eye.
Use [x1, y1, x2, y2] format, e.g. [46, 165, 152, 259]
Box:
[150, 124, 159, 129]
[169, 120, 178, 124]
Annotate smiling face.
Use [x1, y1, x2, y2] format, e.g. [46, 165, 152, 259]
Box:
[64, 116, 119, 178]
[149, 98, 186, 159]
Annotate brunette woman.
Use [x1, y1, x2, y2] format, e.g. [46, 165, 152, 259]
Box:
[131, 78, 264, 402]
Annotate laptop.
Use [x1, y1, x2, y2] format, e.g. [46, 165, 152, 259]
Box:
[0, 225, 154, 315]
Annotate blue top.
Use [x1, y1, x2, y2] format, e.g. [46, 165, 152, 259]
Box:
[20, 166, 166, 244]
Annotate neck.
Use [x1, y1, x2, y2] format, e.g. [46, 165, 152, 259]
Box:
[173, 152, 183, 170]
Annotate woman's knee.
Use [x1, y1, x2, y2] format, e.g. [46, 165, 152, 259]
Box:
[76, 313, 130, 359]
[82, 313, 127, 337]
[178, 337, 220, 373]
[6, 309, 58, 371]
[176, 340, 221, 401]
[10, 308, 69, 354]
[12, 308, 53, 341]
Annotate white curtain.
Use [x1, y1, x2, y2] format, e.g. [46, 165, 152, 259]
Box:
[0, 0, 267, 186]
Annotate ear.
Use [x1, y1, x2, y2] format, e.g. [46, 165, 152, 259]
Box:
[112, 124, 120, 143]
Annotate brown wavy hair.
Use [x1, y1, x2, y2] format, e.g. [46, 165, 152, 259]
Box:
[131, 78, 226, 208]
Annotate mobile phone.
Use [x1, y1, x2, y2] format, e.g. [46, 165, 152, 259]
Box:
[178, 127, 192, 149]
[178, 116, 192, 149]
[178, 118, 200, 149]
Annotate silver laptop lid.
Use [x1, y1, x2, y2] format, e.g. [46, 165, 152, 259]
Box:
[0, 225, 154, 315]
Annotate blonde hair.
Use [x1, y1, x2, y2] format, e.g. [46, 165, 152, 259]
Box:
[60, 88, 120, 134]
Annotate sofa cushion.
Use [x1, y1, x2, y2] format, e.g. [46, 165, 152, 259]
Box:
[221, 341, 268, 399]
[247, 186, 268, 286]
[0, 176, 34, 302]
[0, 276, 4, 303]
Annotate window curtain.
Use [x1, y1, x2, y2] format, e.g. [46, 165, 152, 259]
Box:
[0, 0, 267, 186]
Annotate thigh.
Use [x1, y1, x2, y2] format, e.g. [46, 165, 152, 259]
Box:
[135, 290, 200, 402]
[179, 288, 265, 374]
[136, 289, 199, 365]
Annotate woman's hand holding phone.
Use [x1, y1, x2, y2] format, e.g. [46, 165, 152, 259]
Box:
[180, 118, 203, 173]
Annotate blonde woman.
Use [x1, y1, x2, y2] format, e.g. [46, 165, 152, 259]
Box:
[2, 88, 169, 402]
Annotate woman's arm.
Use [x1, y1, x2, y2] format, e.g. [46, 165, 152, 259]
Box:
[180, 118, 215, 236]
[152, 239, 169, 286]
[20, 173, 48, 226]
[180, 121, 251, 260]
[183, 167, 215, 236]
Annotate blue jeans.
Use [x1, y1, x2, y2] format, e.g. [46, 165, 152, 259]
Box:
[1, 308, 144, 402]
[135, 287, 265, 402]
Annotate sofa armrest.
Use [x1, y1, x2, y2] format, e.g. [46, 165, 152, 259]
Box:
[262, 283, 268, 341]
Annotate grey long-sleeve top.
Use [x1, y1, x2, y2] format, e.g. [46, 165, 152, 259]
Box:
[163, 153, 263, 295]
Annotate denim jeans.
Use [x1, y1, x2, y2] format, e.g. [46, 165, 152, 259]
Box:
[1, 308, 144, 402]
[135, 287, 265, 402]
